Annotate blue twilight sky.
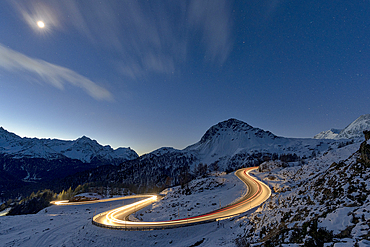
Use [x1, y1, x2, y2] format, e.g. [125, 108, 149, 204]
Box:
[0, 0, 369, 155]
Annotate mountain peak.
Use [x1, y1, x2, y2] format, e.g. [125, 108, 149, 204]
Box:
[357, 114, 370, 120]
[77, 135, 91, 141]
[314, 129, 341, 139]
[0, 126, 10, 134]
[199, 118, 275, 143]
[314, 114, 370, 139]
[336, 114, 370, 139]
[0, 127, 22, 140]
[75, 136, 99, 145]
[200, 119, 250, 143]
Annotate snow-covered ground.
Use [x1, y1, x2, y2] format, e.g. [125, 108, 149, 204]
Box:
[137, 172, 247, 221]
[0, 172, 255, 247]
[237, 141, 370, 246]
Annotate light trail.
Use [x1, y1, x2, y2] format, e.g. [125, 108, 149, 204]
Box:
[50, 195, 151, 206]
[91, 167, 271, 230]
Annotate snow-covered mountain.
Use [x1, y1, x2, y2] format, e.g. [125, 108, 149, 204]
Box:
[314, 114, 370, 139]
[313, 128, 342, 139]
[185, 118, 279, 158]
[0, 127, 138, 197]
[336, 114, 370, 139]
[0, 127, 138, 162]
[185, 118, 335, 169]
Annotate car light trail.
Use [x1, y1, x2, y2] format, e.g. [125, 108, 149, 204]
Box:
[51, 195, 151, 206]
[90, 167, 271, 230]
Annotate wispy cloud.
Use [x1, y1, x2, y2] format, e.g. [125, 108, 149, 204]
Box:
[188, 0, 233, 63]
[10, 0, 233, 79]
[0, 44, 113, 101]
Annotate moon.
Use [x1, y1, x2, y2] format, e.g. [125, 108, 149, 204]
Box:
[37, 21, 45, 28]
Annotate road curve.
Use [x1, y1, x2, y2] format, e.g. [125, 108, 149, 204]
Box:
[91, 167, 271, 230]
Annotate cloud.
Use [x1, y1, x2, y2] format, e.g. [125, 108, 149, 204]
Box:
[0, 44, 113, 101]
[9, 0, 233, 79]
[188, 0, 233, 63]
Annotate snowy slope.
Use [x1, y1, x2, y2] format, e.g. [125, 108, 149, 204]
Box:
[314, 114, 370, 139]
[138, 172, 247, 222]
[314, 128, 342, 139]
[0, 173, 253, 247]
[235, 139, 370, 246]
[0, 127, 61, 159]
[336, 114, 370, 139]
[0, 127, 138, 163]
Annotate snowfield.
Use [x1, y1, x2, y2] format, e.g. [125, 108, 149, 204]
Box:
[137, 172, 247, 222]
[0, 172, 256, 247]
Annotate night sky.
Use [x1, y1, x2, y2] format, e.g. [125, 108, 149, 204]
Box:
[1, 0, 369, 155]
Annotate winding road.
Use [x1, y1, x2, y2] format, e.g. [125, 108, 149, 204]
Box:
[52, 167, 270, 230]
[89, 167, 271, 230]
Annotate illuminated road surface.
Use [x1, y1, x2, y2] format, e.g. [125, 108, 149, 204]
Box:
[90, 167, 271, 230]
[51, 195, 149, 206]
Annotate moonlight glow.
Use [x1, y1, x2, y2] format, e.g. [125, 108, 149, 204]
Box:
[37, 21, 45, 28]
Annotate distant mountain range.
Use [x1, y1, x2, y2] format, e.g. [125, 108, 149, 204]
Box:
[0, 128, 138, 198]
[314, 114, 370, 139]
[0, 127, 138, 162]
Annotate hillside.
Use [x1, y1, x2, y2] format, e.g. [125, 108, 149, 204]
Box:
[235, 136, 370, 246]
[314, 114, 370, 139]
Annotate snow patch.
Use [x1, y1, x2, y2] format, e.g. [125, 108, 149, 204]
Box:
[318, 207, 354, 235]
